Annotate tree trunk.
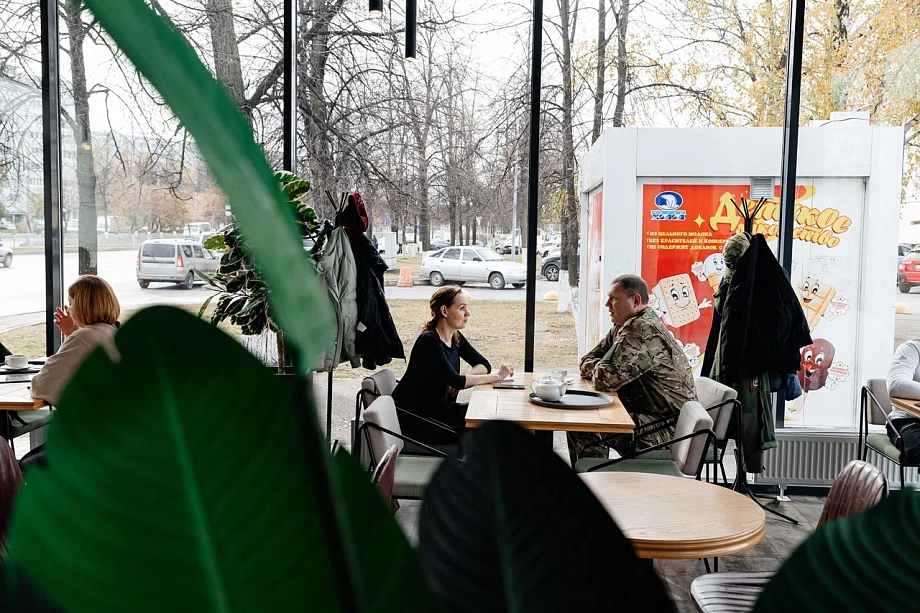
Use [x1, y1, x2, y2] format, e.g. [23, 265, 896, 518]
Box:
[417, 159, 430, 250]
[612, 0, 630, 127]
[302, 0, 337, 217]
[205, 0, 248, 119]
[592, 0, 607, 144]
[64, 0, 98, 275]
[558, 0, 579, 287]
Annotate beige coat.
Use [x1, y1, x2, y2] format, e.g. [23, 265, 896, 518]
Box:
[31, 323, 118, 406]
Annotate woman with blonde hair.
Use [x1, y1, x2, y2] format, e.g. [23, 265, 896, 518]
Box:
[392, 286, 513, 444]
[31, 275, 120, 406]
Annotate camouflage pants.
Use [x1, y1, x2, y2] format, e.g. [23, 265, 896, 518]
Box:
[566, 413, 677, 467]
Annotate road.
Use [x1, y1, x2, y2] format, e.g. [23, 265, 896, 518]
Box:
[0, 250, 557, 327]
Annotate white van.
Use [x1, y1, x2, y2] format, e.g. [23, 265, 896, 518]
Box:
[183, 222, 213, 236]
[136, 238, 219, 289]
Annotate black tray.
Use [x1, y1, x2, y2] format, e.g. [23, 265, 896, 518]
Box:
[528, 390, 614, 409]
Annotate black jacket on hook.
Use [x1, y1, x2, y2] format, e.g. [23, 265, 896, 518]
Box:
[351, 233, 405, 369]
[702, 233, 812, 383]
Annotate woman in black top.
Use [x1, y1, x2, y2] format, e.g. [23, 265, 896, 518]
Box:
[393, 286, 513, 444]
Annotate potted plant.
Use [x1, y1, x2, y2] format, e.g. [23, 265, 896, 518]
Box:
[198, 171, 320, 373]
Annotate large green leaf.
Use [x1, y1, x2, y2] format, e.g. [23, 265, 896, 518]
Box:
[81, 0, 333, 375]
[6, 307, 438, 612]
[418, 421, 675, 613]
[754, 488, 920, 612]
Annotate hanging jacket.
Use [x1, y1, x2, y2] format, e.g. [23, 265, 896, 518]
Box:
[702, 233, 812, 382]
[314, 226, 360, 371]
[340, 193, 405, 369]
[702, 233, 811, 472]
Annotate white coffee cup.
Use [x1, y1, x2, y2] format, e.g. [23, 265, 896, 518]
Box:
[4, 354, 28, 369]
[548, 368, 568, 382]
[532, 377, 566, 402]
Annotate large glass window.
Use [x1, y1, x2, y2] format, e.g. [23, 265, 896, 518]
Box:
[783, 0, 915, 429]
[56, 0, 281, 323]
[0, 0, 47, 359]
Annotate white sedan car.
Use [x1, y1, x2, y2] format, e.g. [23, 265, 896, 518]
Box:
[421, 246, 527, 289]
[0, 240, 11, 267]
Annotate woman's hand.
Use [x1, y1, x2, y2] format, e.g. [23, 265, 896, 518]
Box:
[495, 364, 514, 381]
[53, 306, 77, 337]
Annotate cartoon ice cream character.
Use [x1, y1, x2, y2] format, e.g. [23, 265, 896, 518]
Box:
[788, 338, 836, 421]
[702, 253, 725, 291]
[797, 339, 836, 392]
[652, 273, 701, 328]
[798, 277, 837, 333]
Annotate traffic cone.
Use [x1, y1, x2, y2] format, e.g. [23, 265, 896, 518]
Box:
[397, 267, 413, 287]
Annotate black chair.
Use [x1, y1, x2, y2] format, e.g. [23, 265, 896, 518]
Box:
[858, 379, 916, 488]
[1, 409, 53, 450]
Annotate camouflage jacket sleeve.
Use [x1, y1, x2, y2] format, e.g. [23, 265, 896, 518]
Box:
[579, 327, 617, 379]
[591, 322, 666, 391]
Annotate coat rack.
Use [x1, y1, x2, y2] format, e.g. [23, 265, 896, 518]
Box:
[729, 196, 768, 234]
[721, 193, 799, 524]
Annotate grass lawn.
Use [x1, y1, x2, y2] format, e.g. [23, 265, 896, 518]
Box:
[4, 298, 577, 379]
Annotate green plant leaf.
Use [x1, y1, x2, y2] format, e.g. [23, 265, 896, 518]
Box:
[196, 293, 215, 319]
[754, 489, 920, 613]
[202, 234, 225, 250]
[6, 307, 439, 612]
[418, 421, 674, 613]
[81, 0, 333, 374]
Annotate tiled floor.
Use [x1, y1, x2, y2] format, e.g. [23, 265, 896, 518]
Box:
[394, 493, 821, 613]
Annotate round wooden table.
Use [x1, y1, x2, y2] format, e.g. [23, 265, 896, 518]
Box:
[580, 472, 766, 559]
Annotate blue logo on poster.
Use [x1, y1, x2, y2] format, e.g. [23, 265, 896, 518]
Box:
[654, 191, 684, 210]
[652, 190, 686, 221]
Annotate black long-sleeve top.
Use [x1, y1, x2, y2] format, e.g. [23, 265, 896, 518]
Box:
[392, 330, 491, 414]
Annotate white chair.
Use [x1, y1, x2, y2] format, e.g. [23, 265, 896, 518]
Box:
[574, 401, 715, 480]
[358, 396, 445, 500]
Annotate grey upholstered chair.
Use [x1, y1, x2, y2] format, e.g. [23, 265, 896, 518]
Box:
[574, 401, 715, 480]
[858, 378, 917, 488]
[358, 396, 445, 500]
[694, 377, 740, 485]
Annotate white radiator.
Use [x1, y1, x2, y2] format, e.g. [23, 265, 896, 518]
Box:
[752, 429, 919, 488]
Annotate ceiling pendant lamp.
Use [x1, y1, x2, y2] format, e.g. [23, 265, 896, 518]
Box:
[369, 0, 383, 15]
[405, 0, 417, 60]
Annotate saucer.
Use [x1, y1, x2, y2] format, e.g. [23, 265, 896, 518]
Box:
[1, 366, 33, 374]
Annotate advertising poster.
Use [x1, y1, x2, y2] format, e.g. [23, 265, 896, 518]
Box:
[640, 180, 862, 428]
[586, 189, 605, 348]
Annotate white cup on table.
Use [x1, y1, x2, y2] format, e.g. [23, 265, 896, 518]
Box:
[4, 355, 28, 370]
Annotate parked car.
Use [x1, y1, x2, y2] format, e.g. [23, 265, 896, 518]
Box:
[430, 239, 451, 250]
[898, 248, 920, 293]
[421, 246, 527, 289]
[0, 241, 12, 267]
[0, 219, 16, 231]
[136, 238, 219, 289]
[496, 238, 523, 255]
[540, 240, 561, 257]
[541, 254, 560, 282]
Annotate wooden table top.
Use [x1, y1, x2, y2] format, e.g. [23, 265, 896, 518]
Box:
[890, 396, 920, 419]
[580, 472, 765, 560]
[0, 382, 46, 411]
[465, 370, 634, 433]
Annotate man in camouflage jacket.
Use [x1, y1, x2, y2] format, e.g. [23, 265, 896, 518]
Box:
[568, 274, 698, 464]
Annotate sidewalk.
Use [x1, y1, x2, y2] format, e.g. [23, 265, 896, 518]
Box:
[0, 312, 43, 333]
